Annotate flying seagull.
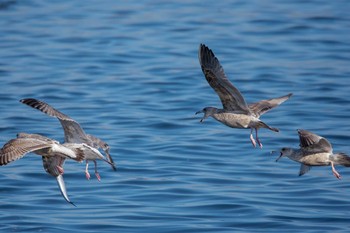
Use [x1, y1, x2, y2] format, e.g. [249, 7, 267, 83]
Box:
[196, 44, 292, 148]
[20, 98, 116, 180]
[276, 129, 350, 179]
[0, 133, 86, 205]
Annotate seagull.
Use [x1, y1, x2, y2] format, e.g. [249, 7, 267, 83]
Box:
[20, 98, 116, 180]
[275, 129, 350, 179]
[196, 44, 292, 148]
[0, 133, 86, 205]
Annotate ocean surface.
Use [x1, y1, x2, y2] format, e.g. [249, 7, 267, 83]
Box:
[0, 0, 350, 232]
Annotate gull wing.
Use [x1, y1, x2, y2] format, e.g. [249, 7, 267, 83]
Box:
[299, 164, 311, 176]
[17, 132, 58, 143]
[18, 133, 85, 162]
[20, 98, 88, 143]
[248, 93, 292, 118]
[0, 137, 53, 166]
[297, 129, 333, 153]
[198, 44, 250, 113]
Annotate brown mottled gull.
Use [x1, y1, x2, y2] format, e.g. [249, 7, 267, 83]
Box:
[276, 129, 350, 179]
[0, 133, 86, 205]
[20, 98, 116, 180]
[196, 44, 292, 148]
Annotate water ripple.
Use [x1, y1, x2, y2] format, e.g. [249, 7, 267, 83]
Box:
[0, 0, 350, 232]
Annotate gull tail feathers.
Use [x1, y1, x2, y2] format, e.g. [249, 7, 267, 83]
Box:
[332, 153, 350, 167]
[258, 121, 279, 132]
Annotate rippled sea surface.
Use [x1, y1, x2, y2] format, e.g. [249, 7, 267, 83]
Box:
[1, 0, 350, 232]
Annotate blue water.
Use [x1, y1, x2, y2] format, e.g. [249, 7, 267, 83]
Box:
[1, 0, 350, 232]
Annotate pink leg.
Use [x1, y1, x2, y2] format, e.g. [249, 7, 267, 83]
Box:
[93, 160, 101, 181]
[85, 161, 91, 180]
[255, 128, 263, 149]
[250, 128, 256, 147]
[57, 165, 64, 175]
[331, 161, 341, 180]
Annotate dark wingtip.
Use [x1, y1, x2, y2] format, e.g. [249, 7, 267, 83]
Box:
[199, 43, 211, 54]
[19, 98, 26, 103]
[19, 98, 36, 103]
[297, 129, 307, 135]
[199, 43, 206, 49]
[198, 43, 212, 63]
[198, 43, 205, 61]
[19, 98, 42, 108]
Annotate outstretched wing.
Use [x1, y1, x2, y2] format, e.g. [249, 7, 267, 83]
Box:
[17, 132, 58, 143]
[248, 93, 292, 118]
[20, 98, 88, 143]
[0, 137, 52, 166]
[198, 44, 250, 113]
[297, 129, 333, 153]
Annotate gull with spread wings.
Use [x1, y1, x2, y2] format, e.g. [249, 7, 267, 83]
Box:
[276, 129, 350, 179]
[196, 44, 292, 148]
[0, 133, 86, 205]
[20, 98, 116, 180]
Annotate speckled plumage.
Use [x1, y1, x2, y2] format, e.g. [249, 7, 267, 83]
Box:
[276, 129, 350, 179]
[196, 44, 292, 148]
[20, 98, 116, 180]
[0, 133, 87, 205]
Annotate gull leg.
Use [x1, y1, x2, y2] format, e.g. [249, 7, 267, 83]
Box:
[93, 160, 101, 181]
[331, 161, 341, 180]
[255, 128, 263, 149]
[57, 166, 64, 175]
[57, 157, 64, 175]
[250, 128, 256, 148]
[85, 161, 91, 180]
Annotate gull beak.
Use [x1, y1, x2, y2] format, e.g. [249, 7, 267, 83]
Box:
[275, 152, 283, 162]
[105, 150, 117, 171]
[195, 110, 205, 123]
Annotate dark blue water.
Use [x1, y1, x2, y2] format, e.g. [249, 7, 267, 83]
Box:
[1, 0, 350, 232]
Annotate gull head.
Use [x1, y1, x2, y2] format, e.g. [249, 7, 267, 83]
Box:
[195, 107, 217, 123]
[275, 147, 294, 162]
